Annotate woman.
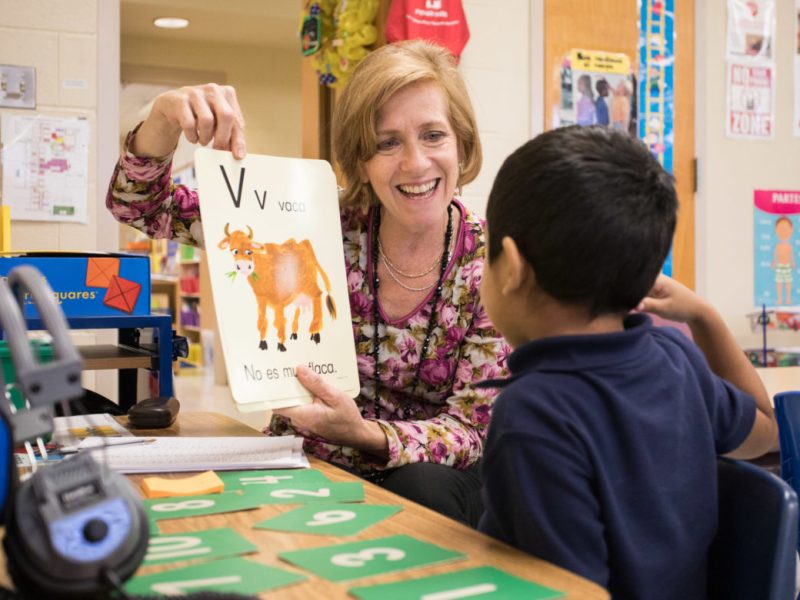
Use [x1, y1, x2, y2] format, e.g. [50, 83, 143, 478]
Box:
[106, 40, 508, 526]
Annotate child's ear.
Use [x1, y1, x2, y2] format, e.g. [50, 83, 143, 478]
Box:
[500, 236, 532, 295]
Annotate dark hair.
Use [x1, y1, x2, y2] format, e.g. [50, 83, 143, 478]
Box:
[486, 126, 677, 316]
[595, 79, 609, 95]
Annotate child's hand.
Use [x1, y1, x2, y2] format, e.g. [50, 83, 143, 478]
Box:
[637, 274, 711, 324]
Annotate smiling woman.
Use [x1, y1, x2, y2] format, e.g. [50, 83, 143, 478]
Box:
[104, 40, 509, 528]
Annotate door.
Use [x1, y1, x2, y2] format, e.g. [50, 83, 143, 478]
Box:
[544, 0, 695, 288]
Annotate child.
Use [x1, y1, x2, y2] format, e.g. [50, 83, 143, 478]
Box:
[575, 74, 596, 126]
[594, 78, 610, 126]
[478, 126, 777, 599]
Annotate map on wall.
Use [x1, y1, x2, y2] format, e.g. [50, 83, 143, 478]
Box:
[1, 114, 89, 223]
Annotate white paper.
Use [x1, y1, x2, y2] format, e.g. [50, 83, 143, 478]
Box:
[726, 61, 775, 139]
[195, 148, 360, 412]
[726, 0, 775, 61]
[0, 114, 89, 222]
[86, 436, 308, 473]
[51, 413, 133, 447]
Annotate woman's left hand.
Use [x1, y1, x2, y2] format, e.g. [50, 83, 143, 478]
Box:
[274, 365, 389, 456]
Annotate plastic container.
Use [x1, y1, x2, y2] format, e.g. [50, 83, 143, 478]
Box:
[0, 339, 53, 410]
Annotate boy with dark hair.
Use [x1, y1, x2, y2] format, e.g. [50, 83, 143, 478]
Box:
[478, 125, 777, 599]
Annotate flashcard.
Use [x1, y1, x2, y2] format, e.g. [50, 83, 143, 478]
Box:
[242, 481, 364, 504]
[125, 557, 305, 596]
[142, 528, 258, 566]
[349, 566, 566, 599]
[145, 491, 263, 521]
[218, 468, 330, 492]
[195, 148, 360, 412]
[279, 534, 465, 582]
[254, 502, 402, 536]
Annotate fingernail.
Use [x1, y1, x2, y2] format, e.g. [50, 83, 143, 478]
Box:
[235, 144, 245, 158]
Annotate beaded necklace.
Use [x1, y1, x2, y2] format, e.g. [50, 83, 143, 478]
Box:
[370, 204, 454, 416]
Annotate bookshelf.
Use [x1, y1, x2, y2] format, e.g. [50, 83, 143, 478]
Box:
[177, 245, 204, 373]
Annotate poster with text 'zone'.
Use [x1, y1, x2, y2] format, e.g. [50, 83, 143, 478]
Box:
[196, 148, 359, 411]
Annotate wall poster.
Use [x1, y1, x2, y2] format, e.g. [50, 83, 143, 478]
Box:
[638, 0, 675, 276]
[754, 189, 800, 308]
[556, 49, 637, 136]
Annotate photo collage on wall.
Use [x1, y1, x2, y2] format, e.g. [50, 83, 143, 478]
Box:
[556, 49, 637, 137]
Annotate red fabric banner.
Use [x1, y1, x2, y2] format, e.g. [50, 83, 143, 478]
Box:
[385, 0, 470, 60]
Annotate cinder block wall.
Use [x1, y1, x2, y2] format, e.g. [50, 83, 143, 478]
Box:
[0, 0, 120, 400]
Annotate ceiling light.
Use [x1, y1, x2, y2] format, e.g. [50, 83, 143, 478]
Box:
[153, 17, 189, 29]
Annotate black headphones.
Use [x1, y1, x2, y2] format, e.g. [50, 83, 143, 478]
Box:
[0, 266, 149, 598]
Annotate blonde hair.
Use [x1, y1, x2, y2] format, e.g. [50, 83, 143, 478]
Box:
[333, 40, 482, 209]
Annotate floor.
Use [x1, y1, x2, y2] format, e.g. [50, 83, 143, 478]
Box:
[172, 371, 267, 431]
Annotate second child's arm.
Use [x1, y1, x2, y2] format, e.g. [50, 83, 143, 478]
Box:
[639, 275, 778, 458]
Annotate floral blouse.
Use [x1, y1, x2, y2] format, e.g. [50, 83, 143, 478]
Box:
[106, 127, 510, 475]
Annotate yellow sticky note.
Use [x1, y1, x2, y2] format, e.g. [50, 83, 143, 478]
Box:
[141, 470, 225, 499]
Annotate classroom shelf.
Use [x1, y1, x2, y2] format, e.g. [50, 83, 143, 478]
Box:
[17, 314, 178, 411]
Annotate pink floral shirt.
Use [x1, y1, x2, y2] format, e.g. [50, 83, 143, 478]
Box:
[106, 127, 509, 475]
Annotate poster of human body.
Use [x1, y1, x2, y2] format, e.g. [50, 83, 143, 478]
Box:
[754, 190, 800, 308]
[195, 149, 359, 411]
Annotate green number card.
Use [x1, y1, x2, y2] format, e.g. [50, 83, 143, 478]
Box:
[219, 468, 330, 491]
[349, 566, 566, 599]
[279, 534, 464, 581]
[255, 502, 402, 536]
[243, 481, 364, 504]
[145, 491, 263, 521]
[148, 520, 160, 535]
[125, 557, 306, 596]
[143, 528, 258, 566]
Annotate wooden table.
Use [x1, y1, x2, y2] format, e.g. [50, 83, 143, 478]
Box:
[3, 412, 609, 599]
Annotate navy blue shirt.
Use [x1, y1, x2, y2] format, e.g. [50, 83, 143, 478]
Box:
[595, 96, 610, 125]
[478, 314, 756, 600]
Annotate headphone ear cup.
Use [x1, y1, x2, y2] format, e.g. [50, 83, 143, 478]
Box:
[3, 459, 149, 599]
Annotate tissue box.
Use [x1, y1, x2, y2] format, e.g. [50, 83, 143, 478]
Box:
[0, 252, 151, 318]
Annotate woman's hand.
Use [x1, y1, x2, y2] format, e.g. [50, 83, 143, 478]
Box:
[274, 365, 389, 457]
[637, 274, 712, 325]
[131, 83, 247, 160]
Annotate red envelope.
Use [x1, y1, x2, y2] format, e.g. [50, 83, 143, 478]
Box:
[103, 275, 141, 314]
[86, 257, 120, 288]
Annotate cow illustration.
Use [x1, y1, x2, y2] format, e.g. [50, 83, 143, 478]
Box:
[218, 224, 337, 351]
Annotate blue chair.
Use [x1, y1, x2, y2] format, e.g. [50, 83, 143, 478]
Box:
[708, 457, 798, 600]
[776, 391, 800, 520]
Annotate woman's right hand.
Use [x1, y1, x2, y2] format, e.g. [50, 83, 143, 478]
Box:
[131, 83, 247, 160]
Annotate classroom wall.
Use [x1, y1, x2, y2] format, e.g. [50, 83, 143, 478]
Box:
[121, 36, 302, 159]
[695, 0, 800, 348]
[457, 0, 535, 217]
[0, 0, 119, 252]
[0, 0, 120, 398]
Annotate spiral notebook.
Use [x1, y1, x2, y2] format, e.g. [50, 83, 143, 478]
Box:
[82, 436, 308, 474]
